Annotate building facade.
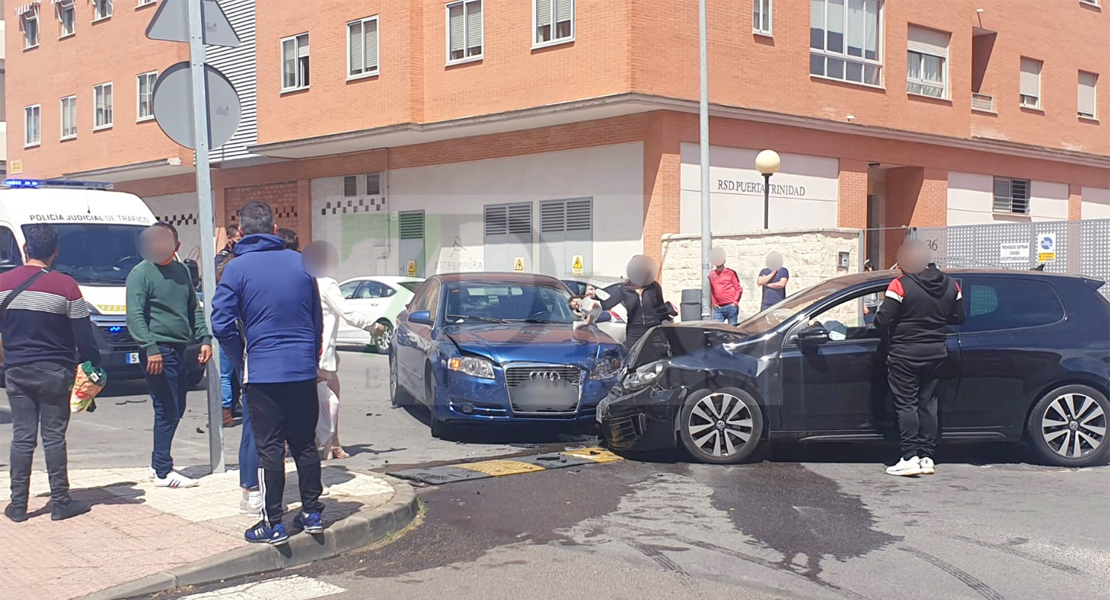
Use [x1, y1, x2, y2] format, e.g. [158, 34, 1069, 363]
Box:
[5, 0, 1109, 279]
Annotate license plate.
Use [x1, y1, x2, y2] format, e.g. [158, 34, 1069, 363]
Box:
[126, 352, 140, 365]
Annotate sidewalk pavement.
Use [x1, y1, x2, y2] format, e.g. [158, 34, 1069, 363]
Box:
[0, 462, 418, 600]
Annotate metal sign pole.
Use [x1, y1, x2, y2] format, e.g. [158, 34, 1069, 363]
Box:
[187, 0, 224, 474]
[698, 0, 712, 320]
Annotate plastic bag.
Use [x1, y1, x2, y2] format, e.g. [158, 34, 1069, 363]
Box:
[71, 361, 107, 414]
[315, 380, 338, 451]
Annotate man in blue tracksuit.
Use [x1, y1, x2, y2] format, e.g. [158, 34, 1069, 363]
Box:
[212, 202, 324, 546]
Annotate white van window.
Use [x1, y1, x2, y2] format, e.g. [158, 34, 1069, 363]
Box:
[23, 223, 144, 285]
[1, 227, 23, 271]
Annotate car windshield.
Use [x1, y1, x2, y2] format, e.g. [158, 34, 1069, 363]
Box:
[26, 223, 145, 285]
[737, 280, 847, 335]
[443, 282, 576, 324]
[400, 281, 422, 293]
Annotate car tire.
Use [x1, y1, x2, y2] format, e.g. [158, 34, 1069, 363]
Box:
[1026, 384, 1109, 467]
[372, 320, 394, 355]
[678, 387, 764, 465]
[425, 365, 454, 440]
[389, 355, 409, 408]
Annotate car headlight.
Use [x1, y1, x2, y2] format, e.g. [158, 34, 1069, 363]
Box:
[623, 360, 668, 390]
[447, 356, 496, 380]
[591, 353, 623, 380]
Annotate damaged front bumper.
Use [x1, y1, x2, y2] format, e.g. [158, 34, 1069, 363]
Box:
[596, 384, 688, 451]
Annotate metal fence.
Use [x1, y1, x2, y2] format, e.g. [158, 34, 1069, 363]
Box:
[908, 219, 1110, 300]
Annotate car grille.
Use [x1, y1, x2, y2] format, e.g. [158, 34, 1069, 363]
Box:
[504, 366, 582, 388]
[608, 414, 645, 443]
[503, 364, 583, 416]
[99, 326, 135, 346]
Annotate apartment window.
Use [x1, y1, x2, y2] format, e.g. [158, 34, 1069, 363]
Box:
[343, 176, 357, 197]
[1020, 57, 1042, 109]
[21, 8, 41, 48]
[447, 0, 483, 63]
[906, 26, 949, 99]
[810, 0, 882, 86]
[138, 0, 157, 6]
[348, 17, 380, 78]
[993, 177, 1030, 215]
[535, 0, 573, 46]
[61, 96, 78, 140]
[281, 34, 310, 91]
[366, 173, 382, 195]
[94, 83, 114, 129]
[94, 0, 113, 21]
[137, 72, 158, 121]
[1079, 0, 1099, 6]
[1078, 71, 1098, 119]
[753, 0, 772, 36]
[57, 0, 76, 37]
[24, 105, 42, 147]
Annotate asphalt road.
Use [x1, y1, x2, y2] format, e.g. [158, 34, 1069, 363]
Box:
[4, 352, 1108, 600]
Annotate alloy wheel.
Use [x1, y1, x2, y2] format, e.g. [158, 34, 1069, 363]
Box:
[1041, 393, 1106, 459]
[687, 392, 755, 458]
[375, 322, 393, 354]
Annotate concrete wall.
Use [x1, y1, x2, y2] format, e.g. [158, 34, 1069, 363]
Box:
[947, 171, 1070, 225]
[1082, 187, 1110, 219]
[145, 192, 201, 263]
[660, 228, 862, 321]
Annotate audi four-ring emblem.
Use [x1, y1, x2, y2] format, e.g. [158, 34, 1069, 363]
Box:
[530, 371, 561, 381]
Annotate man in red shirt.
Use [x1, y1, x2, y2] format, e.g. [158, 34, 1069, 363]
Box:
[708, 248, 742, 325]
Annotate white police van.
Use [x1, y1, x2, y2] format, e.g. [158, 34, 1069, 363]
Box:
[0, 179, 205, 385]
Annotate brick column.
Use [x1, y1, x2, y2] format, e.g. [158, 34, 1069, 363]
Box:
[1068, 184, 1083, 221]
[642, 113, 683, 269]
[837, 159, 869, 230]
[916, 167, 948, 227]
[297, 179, 313, 245]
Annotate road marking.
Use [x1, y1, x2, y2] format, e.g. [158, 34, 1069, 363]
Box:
[455, 459, 547, 476]
[388, 447, 624, 485]
[177, 575, 343, 600]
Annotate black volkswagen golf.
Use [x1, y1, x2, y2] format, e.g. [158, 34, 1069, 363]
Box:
[597, 270, 1110, 467]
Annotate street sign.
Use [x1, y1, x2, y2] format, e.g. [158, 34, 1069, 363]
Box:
[571, 255, 584, 275]
[514, 257, 526, 273]
[999, 242, 1030, 264]
[406, 260, 418, 277]
[152, 61, 241, 150]
[146, 0, 241, 47]
[1036, 233, 1057, 263]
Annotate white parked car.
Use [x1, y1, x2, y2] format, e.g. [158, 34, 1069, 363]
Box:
[335, 276, 424, 353]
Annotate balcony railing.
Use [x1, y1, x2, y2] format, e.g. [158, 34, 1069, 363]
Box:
[971, 93, 995, 113]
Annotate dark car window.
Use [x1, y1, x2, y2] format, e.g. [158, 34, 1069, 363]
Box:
[400, 281, 422, 293]
[1, 226, 23, 272]
[355, 281, 395, 299]
[408, 281, 432, 312]
[339, 281, 361, 299]
[961, 278, 1065, 333]
[563, 280, 587, 296]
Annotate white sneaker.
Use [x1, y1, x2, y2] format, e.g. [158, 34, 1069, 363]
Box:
[153, 471, 199, 489]
[148, 467, 157, 481]
[886, 456, 923, 477]
[240, 489, 263, 515]
[919, 457, 936, 475]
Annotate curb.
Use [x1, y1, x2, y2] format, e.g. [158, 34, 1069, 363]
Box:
[79, 476, 419, 600]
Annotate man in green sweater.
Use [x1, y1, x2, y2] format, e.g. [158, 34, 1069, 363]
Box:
[126, 222, 212, 488]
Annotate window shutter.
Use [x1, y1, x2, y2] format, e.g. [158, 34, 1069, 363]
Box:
[992, 178, 1011, 213]
[399, 212, 425, 240]
[365, 19, 379, 70]
[349, 23, 364, 74]
[298, 37, 310, 58]
[484, 205, 508, 236]
[466, 1, 483, 49]
[1010, 179, 1030, 214]
[449, 4, 465, 53]
[1020, 58, 1041, 97]
[566, 199, 592, 232]
[1078, 71, 1098, 117]
[536, 0, 552, 29]
[344, 176, 357, 197]
[907, 25, 949, 58]
[541, 201, 566, 233]
[366, 173, 382, 195]
[555, 0, 572, 23]
[507, 203, 531, 235]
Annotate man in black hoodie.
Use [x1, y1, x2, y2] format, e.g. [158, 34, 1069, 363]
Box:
[874, 240, 965, 477]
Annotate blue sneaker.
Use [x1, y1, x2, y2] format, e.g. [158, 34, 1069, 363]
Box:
[244, 521, 289, 545]
[293, 511, 324, 534]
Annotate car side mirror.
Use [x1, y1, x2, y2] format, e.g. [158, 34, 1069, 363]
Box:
[796, 325, 830, 345]
[408, 310, 434, 327]
[183, 259, 200, 288]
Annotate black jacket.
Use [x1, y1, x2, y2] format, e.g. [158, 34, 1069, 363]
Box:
[874, 265, 966, 360]
[601, 281, 673, 346]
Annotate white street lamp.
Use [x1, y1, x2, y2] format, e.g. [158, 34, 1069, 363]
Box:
[755, 149, 781, 229]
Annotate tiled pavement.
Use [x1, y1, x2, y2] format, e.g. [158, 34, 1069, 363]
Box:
[0, 463, 395, 600]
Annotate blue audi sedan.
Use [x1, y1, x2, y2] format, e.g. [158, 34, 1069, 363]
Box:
[389, 273, 625, 437]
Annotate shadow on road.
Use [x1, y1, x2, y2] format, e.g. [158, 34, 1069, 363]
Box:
[394, 403, 596, 446]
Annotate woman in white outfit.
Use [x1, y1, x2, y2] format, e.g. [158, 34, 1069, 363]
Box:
[303, 242, 384, 459]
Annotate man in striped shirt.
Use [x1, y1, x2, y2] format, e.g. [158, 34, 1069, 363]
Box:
[1, 224, 100, 522]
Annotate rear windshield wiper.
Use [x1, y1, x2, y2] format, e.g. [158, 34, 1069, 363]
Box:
[446, 314, 510, 324]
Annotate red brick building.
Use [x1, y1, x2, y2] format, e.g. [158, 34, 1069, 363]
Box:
[6, 0, 1109, 278]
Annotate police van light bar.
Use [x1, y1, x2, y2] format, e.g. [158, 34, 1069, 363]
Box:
[3, 178, 114, 190]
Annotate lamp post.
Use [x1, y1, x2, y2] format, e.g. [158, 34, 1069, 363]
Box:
[755, 149, 780, 230]
[698, 0, 712, 319]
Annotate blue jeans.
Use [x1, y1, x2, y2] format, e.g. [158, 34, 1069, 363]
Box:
[142, 345, 189, 479]
[219, 346, 239, 410]
[239, 389, 259, 490]
[713, 304, 739, 325]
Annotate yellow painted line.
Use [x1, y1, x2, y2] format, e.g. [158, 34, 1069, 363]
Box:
[562, 447, 625, 463]
[454, 459, 547, 477]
